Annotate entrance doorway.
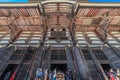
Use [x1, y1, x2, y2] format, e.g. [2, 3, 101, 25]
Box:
[0, 64, 18, 80]
[101, 64, 111, 72]
[51, 64, 67, 73]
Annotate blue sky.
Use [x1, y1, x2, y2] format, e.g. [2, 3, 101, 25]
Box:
[0, 0, 120, 3]
[89, 0, 120, 2]
[0, 0, 28, 2]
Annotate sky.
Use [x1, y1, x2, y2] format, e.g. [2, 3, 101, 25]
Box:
[0, 0, 120, 2]
[0, 0, 28, 2]
[89, 0, 120, 2]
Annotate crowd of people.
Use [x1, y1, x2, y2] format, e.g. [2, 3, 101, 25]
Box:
[34, 68, 57, 80]
[3, 67, 120, 80]
[34, 68, 74, 80]
[106, 68, 120, 80]
[64, 70, 74, 80]
[3, 69, 16, 80]
[3, 68, 74, 80]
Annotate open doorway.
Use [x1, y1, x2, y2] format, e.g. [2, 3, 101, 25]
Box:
[0, 64, 18, 80]
[51, 64, 67, 73]
[101, 64, 111, 72]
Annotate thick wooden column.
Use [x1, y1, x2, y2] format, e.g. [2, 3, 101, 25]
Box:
[72, 46, 91, 80]
[29, 46, 44, 79]
[65, 46, 74, 70]
[87, 47, 108, 80]
[112, 47, 120, 59]
[45, 46, 51, 70]
[102, 46, 120, 69]
[0, 45, 15, 76]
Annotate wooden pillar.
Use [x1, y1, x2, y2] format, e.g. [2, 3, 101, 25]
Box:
[45, 46, 51, 70]
[87, 47, 108, 80]
[65, 46, 74, 70]
[72, 46, 91, 80]
[101, 45, 120, 69]
[29, 46, 44, 79]
[0, 45, 15, 76]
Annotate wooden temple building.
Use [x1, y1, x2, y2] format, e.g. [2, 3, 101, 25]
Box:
[0, 0, 120, 80]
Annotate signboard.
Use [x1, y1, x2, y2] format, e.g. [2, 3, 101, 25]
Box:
[0, 0, 28, 2]
[89, 0, 120, 2]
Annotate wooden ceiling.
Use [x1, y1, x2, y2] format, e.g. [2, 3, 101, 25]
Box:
[76, 7, 120, 31]
[0, 1, 120, 47]
[0, 1, 120, 32]
[0, 4, 42, 31]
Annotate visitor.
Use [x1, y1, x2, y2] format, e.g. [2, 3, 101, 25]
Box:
[117, 68, 120, 78]
[68, 69, 74, 80]
[52, 68, 56, 80]
[65, 71, 69, 80]
[10, 70, 16, 80]
[44, 69, 48, 80]
[34, 68, 43, 80]
[108, 68, 119, 80]
[105, 70, 109, 77]
[4, 71, 11, 80]
[49, 71, 53, 80]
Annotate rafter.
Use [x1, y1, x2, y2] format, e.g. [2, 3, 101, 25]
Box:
[7, 17, 22, 44]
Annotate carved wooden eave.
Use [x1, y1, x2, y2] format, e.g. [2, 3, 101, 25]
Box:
[0, 2, 120, 47]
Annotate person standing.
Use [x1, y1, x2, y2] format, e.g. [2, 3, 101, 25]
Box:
[44, 69, 48, 80]
[34, 68, 43, 80]
[65, 71, 69, 80]
[49, 71, 53, 80]
[10, 70, 16, 80]
[4, 71, 11, 80]
[68, 70, 74, 80]
[108, 68, 119, 80]
[52, 68, 56, 80]
[116, 68, 120, 79]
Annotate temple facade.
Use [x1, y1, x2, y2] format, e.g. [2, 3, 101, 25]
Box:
[0, 0, 120, 80]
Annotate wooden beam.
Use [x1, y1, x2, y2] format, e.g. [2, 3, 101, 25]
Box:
[77, 3, 120, 8]
[7, 17, 22, 45]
